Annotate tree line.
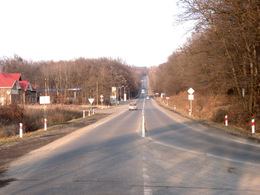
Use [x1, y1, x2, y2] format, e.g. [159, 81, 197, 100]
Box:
[149, 0, 259, 115]
[0, 55, 142, 104]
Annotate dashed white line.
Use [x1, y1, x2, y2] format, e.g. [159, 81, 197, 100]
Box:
[142, 151, 152, 195]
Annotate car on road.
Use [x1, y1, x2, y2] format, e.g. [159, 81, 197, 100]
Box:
[129, 103, 138, 110]
[146, 96, 150, 100]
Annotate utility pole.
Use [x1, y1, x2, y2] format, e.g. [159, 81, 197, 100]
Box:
[124, 86, 126, 101]
[96, 80, 99, 106]
[45, 78, 47, 96]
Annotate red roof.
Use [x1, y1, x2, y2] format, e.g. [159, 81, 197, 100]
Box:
[19, 81, 30, 91]
[2, 73, 21, 81]
[0, 72, 16, 88]
[0, 72, 35, 91]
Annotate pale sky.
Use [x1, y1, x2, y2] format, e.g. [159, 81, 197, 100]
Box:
[0, 0, 192, 67]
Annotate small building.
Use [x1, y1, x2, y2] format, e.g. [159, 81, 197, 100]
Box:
[0, 72, 37, 105]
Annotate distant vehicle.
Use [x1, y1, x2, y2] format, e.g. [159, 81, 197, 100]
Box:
[129, 103, 138, 110]
[146, 96, 150, 100]
[141, 89, 145, 94]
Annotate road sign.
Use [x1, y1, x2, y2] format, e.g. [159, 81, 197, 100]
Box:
[88, 98, 94, 105]
[100, 95, 104, 99]
[188, 95, 194, 100]
[40, 96, 50, 104]
[188, 88, 195, 95]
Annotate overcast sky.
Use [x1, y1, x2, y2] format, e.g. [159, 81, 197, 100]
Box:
[0, 0, 192, 67]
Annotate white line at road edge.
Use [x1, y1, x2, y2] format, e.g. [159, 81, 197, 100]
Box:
[151, 99, 260, 148]
[93, 120, 109, 129]
[142, 147, 152, 195]
[148, 137, 260, 167]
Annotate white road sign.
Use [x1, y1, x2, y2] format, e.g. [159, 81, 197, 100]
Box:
[88, 98, 94, 105]
[40, 96, 50, 104]
[188, 95, 194, 100]
[188, 88, 195, 95]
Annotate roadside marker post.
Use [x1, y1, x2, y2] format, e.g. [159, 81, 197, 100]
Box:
[44, 118, 47, 131]
[83, 111, 85, 118]
[252, 119, 255, 134]
[188, 88, 194, 116]
[19, 123, 23, 138]
[166, 97, 169, 106]
[174, 105, 176, 110]
[225, 115, 228, 126]
[88, 111, 91, 116]
[189, 109, 192, 116]
[40, 96, 50, 131]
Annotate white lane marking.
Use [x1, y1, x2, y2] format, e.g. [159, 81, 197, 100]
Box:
[93, 120, 108, 129]
[151, 99, 260, 148]
[142, 155, 152, 195]
[149, 137, 260, 167]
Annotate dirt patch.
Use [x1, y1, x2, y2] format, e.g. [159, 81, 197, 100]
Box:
[0, 113, 110, 171]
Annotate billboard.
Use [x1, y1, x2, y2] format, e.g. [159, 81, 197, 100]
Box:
[112, 87, 117, 97]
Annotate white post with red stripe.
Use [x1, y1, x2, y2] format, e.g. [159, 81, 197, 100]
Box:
[189, 109, 192, 116]
[19, 123, 23, 138]
[225, 115, 228, 126]
[44, 118, 47, 131]
[252, 119, 255, 134]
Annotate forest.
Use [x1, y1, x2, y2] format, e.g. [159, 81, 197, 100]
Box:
[149, 0, 259, 130]
[0, 56, 143, 104]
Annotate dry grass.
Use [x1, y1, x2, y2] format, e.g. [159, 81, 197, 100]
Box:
[159, 92, 259, 134]
[0, 104, 83, 138]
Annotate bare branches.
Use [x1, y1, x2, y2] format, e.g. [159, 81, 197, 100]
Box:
[0, 57, 142, 104]
[150, 0, 259, 114]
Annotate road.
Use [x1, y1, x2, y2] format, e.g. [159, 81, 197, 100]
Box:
[1, 79, 260, 194]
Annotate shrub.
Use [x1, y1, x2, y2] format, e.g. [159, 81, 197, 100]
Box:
[213, 108, 228, 124]
[0, 105, 24, 125]
[0, 105, 82, 137]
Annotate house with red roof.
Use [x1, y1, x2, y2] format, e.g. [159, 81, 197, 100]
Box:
[0, 72, 37, 105]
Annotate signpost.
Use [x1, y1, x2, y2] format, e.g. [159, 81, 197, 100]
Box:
[100, 95, 104, 105]
[88, 98, 94, 105]
[166, 97, 169, 105]
[88, 98, 95, 114]
[188, 88, 195, 116]
[40, 96, 50, 130]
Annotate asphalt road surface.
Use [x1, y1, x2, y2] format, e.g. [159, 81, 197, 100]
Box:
[1, 79, 260, 194]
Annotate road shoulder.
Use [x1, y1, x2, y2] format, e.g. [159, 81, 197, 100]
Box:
[150, 98, 260, 145]
[0, 104, 128, 171]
